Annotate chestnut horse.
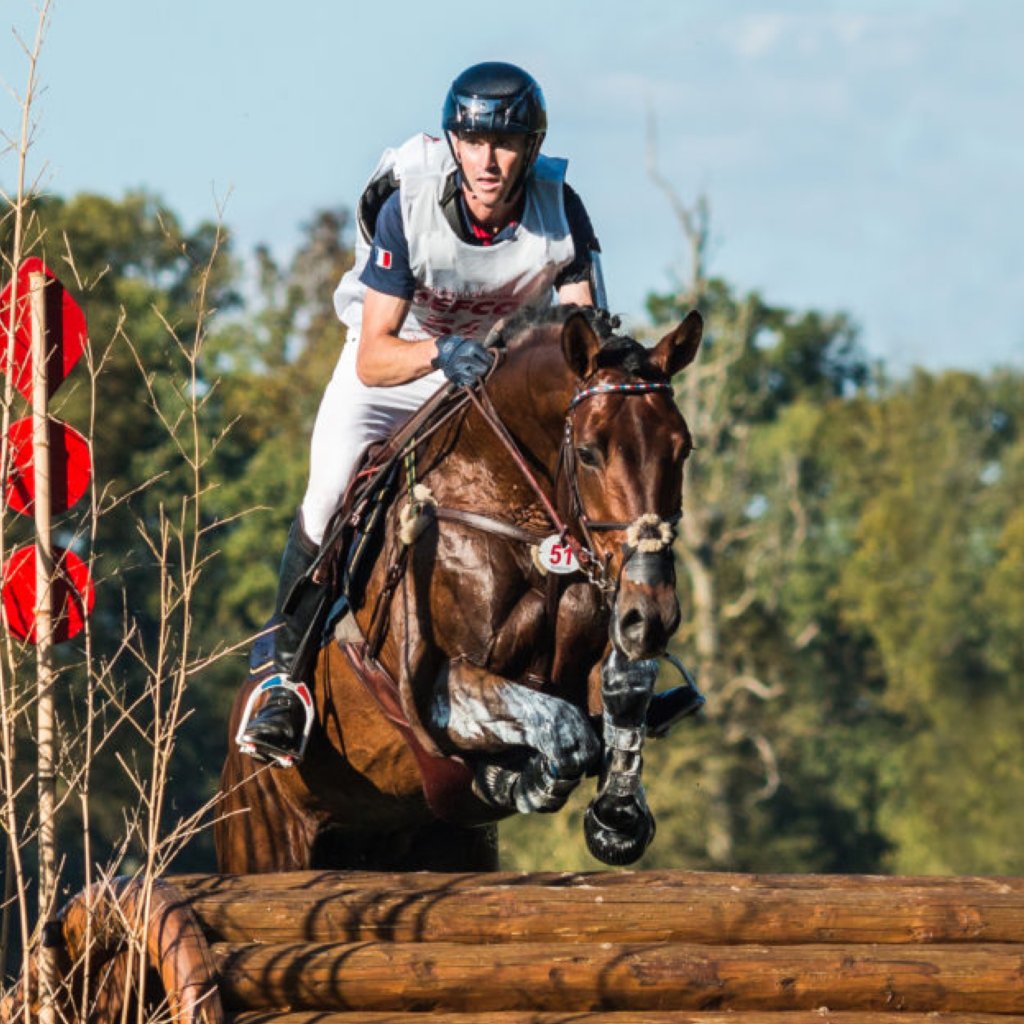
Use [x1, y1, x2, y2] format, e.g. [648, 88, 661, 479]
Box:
[216, 306, 703, 872]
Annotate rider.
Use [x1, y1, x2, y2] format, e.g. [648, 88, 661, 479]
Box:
[239, 61, 605, 765]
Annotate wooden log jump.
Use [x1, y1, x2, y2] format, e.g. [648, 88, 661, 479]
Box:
[7, 870, 1024, 1023]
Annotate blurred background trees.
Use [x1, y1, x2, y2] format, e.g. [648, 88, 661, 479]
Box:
[504, 190, 1023, 876]
[3, 184, 1022, 888]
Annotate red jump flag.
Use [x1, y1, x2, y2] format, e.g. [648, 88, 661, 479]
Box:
[4, 417, 92, 516]
[1, 544, 95, 644]
[0, 256, 88, 401]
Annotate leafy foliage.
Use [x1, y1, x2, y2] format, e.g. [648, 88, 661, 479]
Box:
[2, 195, 352, 884]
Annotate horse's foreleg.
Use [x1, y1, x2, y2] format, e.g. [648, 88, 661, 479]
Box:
[428, 661, 600, 814]
[584, 648, 658, 866]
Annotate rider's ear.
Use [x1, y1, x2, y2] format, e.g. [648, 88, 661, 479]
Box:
[561, 311, 602, 379]
[650, 310, 703, 378]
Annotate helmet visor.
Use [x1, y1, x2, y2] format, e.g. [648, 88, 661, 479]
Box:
[447, 92, 543, 135]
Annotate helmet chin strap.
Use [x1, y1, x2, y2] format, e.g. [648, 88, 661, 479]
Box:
[505, 133, 543, 204]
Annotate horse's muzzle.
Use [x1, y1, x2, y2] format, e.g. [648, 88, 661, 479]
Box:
[612, 548, 680, 660]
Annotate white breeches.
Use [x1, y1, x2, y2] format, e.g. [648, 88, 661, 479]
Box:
[300, 338, 447, 545]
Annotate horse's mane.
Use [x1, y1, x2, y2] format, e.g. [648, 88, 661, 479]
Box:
[491, 305, 657, 378]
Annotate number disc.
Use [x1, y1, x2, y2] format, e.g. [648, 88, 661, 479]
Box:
[536, 534, 580, 575]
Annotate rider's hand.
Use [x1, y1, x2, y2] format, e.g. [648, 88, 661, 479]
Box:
[432, 334, 491, 387]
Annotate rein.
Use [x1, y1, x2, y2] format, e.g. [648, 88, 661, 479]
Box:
[463, 384, 571, 543]
[445, 368, 680, 595]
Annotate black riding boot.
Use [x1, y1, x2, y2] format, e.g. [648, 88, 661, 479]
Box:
[239, 514, 327, 765]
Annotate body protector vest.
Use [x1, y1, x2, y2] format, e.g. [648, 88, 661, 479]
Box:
[334, 133, 576, 342]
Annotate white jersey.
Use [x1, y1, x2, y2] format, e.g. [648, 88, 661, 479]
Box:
[334, 133, 576, 342]
[303, 136, 577, 545]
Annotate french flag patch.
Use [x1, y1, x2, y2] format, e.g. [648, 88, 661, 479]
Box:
[375, 246, 392, 270]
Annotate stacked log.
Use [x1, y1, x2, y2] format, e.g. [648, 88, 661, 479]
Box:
[30, 870, 1024, 1022]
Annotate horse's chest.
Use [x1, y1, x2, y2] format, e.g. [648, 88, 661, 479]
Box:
[425, 528, 605, 688]
[490, 580, 608, 694]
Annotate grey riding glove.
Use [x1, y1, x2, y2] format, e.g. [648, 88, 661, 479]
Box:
[432, 334, 491, 387]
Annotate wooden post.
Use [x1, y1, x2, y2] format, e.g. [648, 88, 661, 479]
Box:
[29, 270, 56, 1024]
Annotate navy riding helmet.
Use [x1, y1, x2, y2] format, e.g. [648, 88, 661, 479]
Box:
[442, 62, 547, 194]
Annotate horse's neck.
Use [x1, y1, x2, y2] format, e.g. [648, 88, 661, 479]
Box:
[486, 335, 573, 470]
[406, 333, 571, 533]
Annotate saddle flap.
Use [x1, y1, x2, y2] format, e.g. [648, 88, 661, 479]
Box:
[340, 639, 486, 823]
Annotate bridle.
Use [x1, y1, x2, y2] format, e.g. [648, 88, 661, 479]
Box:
[563, 380, 680, 526]
[322, 339, 687, 665]
[560, 376, 682, 593]
[459, 368, 683, 597]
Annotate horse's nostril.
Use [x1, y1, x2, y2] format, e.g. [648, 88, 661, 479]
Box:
[620, 607, 645, 639]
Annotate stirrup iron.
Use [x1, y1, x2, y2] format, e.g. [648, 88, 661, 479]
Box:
[236, 675, 315, 769]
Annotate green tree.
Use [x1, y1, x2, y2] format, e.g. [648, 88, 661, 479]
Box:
[836, 369, 1024, 873]
[3, 192, 240, 861]
[3, 196, 355, 882]
[207, 208, 354, 636]
[636, 190, 884, 872]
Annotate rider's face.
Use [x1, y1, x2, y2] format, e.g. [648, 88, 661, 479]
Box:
[453, 132, 529, 212]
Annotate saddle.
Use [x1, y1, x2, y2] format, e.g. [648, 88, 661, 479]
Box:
[333, 382, 467, 594]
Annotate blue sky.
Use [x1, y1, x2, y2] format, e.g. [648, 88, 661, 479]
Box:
[3, 0, 1022, 371]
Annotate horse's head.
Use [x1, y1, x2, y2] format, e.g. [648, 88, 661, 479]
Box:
[559, 309, 703, 660]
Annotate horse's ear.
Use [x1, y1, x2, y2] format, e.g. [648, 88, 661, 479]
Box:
[561, 310, 602, 379]
[650, 310, 703, 378]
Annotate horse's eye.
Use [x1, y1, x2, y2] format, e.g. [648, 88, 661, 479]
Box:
[576, 445, 601, 469]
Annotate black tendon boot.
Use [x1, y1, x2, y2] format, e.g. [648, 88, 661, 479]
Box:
[237, 514, 327, 767]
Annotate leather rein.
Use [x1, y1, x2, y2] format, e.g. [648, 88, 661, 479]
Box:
[443, 364, 682, 595]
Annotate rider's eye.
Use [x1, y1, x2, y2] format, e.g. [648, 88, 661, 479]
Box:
[576, 446, 601, 468]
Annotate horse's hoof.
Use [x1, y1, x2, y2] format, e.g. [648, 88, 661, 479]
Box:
[583, 796, 655, 866]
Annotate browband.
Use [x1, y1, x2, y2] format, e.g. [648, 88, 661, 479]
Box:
[567, 380, 673, 413]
